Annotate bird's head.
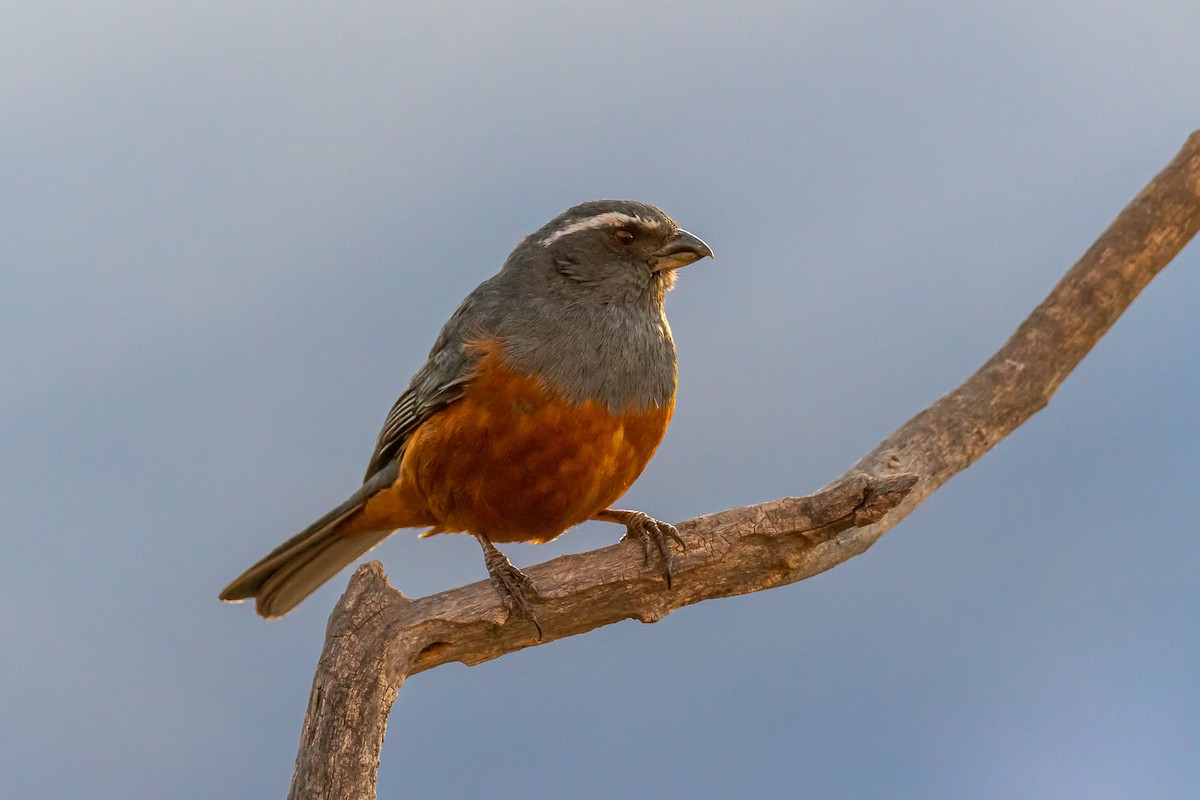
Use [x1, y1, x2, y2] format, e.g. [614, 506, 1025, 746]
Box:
[507, 200, 713, 304]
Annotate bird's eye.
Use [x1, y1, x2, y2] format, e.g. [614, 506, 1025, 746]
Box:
[614, 228, 636, 246]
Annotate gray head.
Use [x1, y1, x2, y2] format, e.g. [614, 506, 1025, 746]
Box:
[503, 200, 713, 305]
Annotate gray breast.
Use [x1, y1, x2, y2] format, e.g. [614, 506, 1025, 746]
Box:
[498, 300, 677, 412]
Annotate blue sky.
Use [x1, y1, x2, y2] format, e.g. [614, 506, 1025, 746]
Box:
[3, 2, 1199, 798]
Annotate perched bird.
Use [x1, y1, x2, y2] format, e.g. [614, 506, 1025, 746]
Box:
[220, 200, 712, 627]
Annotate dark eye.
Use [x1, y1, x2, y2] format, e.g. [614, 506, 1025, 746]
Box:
[614, 228, 636, 246]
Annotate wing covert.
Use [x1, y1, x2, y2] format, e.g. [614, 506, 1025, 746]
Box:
[361, 285, 500, 481]
[362, 376, 467, 480]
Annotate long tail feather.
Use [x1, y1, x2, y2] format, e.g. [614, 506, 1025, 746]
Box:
[220, 466, 399, 618]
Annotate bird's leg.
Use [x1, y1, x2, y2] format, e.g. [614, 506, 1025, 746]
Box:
[593, 508, 685, 589]
[476, 535, 542, 638]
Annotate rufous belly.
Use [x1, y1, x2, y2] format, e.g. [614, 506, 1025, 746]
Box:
[350, 342, 674, 544]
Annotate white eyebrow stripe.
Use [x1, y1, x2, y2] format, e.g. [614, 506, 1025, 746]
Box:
[539, 212, 662, 246]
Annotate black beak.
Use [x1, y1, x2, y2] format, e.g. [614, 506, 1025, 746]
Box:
[650, 228, 714, 271]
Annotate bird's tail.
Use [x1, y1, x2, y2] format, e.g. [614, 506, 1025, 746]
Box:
[220, 469, 398, 619]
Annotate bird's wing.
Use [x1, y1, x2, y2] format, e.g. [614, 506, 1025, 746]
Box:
[362, 375, 468, 481]
[362, 289, 495, 481]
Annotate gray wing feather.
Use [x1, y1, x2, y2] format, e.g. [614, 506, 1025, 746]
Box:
[362, 285, 500, 481]
[362, 377, 467, 480]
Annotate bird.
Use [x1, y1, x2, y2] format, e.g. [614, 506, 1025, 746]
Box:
[220, 199, 712, 628]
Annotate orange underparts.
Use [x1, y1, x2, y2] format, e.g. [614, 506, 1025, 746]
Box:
[342, 340, 674, 544]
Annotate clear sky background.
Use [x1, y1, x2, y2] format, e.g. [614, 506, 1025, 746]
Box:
[3, 3, 1198, 798]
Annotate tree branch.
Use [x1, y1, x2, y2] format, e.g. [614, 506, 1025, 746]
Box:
[287, 130, 1200, 800]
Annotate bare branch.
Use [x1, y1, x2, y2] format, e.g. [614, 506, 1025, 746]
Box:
[288, 130, 1200, 800]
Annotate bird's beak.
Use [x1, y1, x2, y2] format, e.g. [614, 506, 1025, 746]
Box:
[650, 229, 714, 272]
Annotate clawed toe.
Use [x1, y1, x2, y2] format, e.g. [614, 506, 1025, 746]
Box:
[477, 536, 543, 638]
[491, 568, 542, 638]
[615, 511, 685, 588]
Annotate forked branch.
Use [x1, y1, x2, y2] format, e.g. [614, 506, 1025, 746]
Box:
[288, 130, 1200, 800]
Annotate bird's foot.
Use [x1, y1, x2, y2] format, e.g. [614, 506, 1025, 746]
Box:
[604, 509, 685, 589]
[477, 536, 542, 638]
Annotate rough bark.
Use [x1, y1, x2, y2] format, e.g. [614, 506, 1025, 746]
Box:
[288, 130, 1200, 800]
